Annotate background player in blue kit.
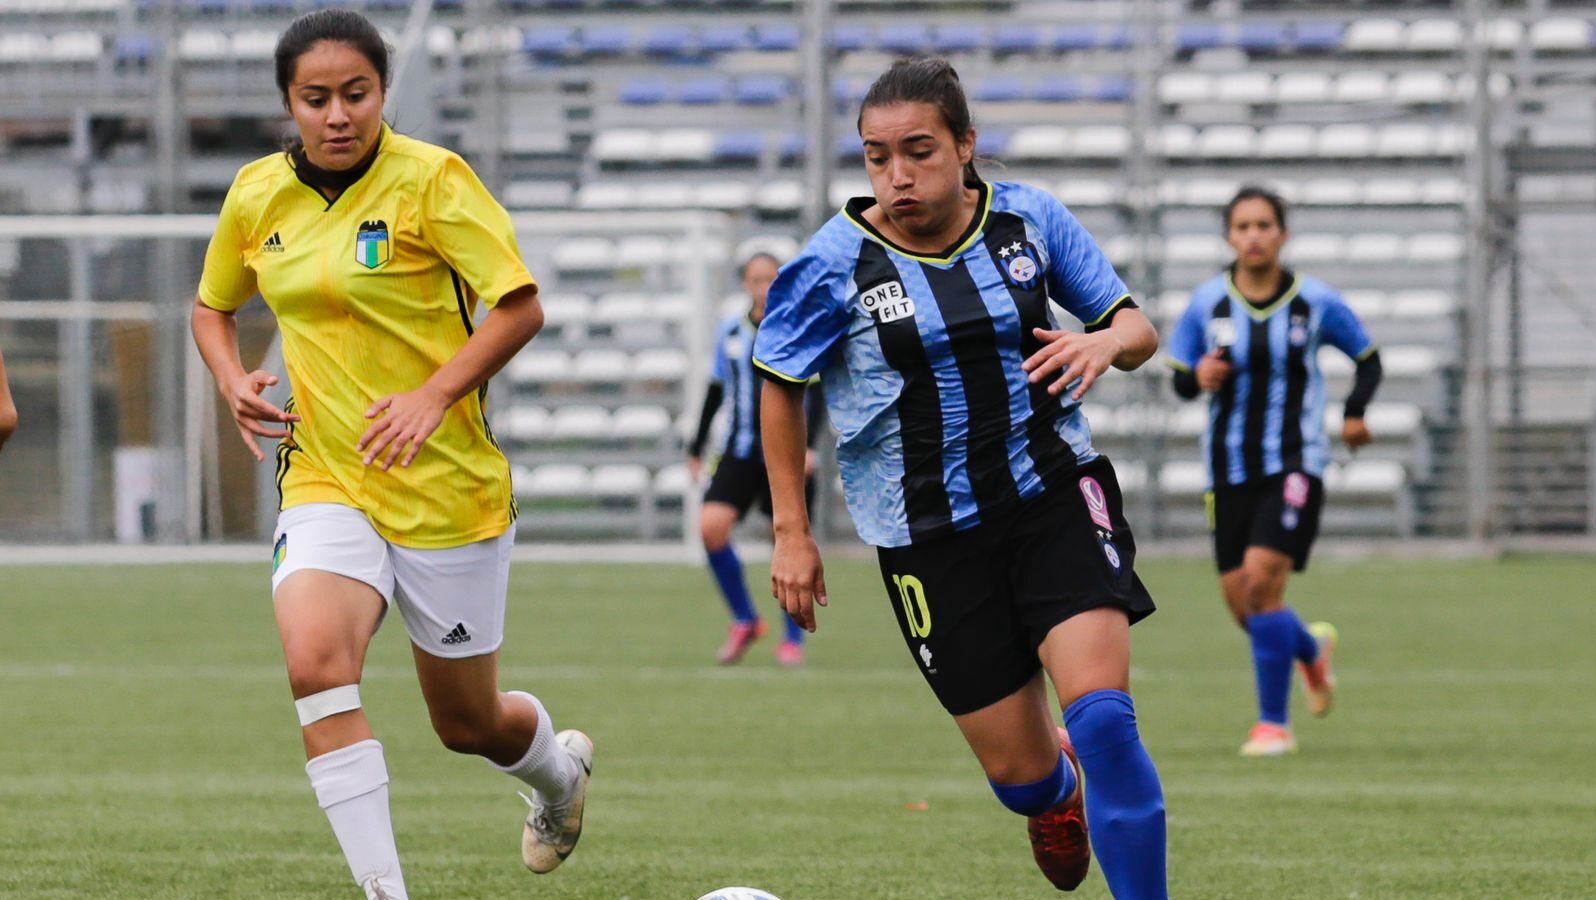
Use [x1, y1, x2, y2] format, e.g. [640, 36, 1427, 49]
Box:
[756, 59, 1167, 897]
[687, 252, 820, 666]
[1168, 187, 1384, 757]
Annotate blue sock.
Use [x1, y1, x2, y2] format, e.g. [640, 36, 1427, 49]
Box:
[988, 753, 1076, 816]
[1288, 610, 1320, 665]
[1065, 690, 1167, 900]
[706, 545, 757, 624]
[1246, 609, 1306, 726]
[781, 611, 805, 644]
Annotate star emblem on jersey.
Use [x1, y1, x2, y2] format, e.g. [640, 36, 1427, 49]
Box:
[999, 239, 1043, 290]
[861, 280, 915, 323]
[355, 219, 390, 270]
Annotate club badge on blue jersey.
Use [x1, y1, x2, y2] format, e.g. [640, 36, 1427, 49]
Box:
[355, 219, 390, 270]
[1289, 311, 1310, 348]
[997, 239, 1043, 291]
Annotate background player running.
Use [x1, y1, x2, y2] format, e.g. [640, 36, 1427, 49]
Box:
[189, 12, 590, 897]
[1167, 186, 1383, 757]
[687, 252, 821, 666]
[757, 59, 1167, 897]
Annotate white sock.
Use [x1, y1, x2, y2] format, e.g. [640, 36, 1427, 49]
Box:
[492, 691, 578, 801]
[305, 739, 409, 900]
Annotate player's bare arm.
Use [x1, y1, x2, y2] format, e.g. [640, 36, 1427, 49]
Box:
[0, 346, 17, 454]
[761, 379, 827, 633]
[191, 298, 301, 462]
[1022, 306, 1159, 400]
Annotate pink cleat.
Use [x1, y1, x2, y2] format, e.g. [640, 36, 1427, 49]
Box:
[775, 639, 805, 667]
[716, 619, 768, 665]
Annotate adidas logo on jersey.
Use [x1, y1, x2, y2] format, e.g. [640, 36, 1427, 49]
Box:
[441, 622, 472, 645]
[262, 232, 285, 253]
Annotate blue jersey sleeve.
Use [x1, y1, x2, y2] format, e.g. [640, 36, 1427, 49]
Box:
[1320, 294, 1376, 360]
[753, 251, 849, 383]
[1041, 197, 1133, 329]
[1167, 298, 1209, 372]
[709, 320, 732, 384]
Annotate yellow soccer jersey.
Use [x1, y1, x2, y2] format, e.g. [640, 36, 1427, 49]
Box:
[198, 124, 533, 548]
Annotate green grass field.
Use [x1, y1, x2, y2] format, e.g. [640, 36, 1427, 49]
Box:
[2, 555, 1594, 899]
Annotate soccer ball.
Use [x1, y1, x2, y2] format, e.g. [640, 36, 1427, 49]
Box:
[695, 889, 782, 900]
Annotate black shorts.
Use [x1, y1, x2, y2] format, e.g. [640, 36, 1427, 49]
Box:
[703, 454, 814, 520]
[1209, 470, 1325, 574]
[874, 457, 1156, 717]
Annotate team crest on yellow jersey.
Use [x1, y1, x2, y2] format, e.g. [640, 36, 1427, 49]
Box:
[355, 219, 390, 269]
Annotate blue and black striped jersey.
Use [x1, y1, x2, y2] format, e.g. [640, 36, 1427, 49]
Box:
[753, 181, 1136, 548]
[708, 313, 763, 460]
[1167, 269, 1375, 489]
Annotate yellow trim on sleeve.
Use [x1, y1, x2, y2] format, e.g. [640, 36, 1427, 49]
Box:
[753, 357, 809, 384]
[1355, 344, 1379, 361]
[1084, 293, 1135, 328]
[1166, 357, 1193, 373]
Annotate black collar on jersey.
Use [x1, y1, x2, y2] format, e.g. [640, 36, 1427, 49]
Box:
[1225, 264, 1300, 319]
[844, 182, 990, 264]
[290, 130, 383, 207]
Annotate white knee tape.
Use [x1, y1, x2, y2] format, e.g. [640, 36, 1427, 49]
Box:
[295, 684, 362, 726]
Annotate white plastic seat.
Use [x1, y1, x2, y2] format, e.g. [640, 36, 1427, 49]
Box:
[1318, 351, 1355, 377]
[497, 406, 550, 441]
[1156, 290, 1190, 320]
[504, 181, 572, 209]
[1077, 403, 1116, 436]
[635, 183, 694, 209]
[1334, 70, 1391, 103]
[1157, 124, 1198, 158]
[573, 349, 630, 382]
[1055, 179, 1119, 207]
[1406, 233, 1464, 263]
[829, 179, 871, 208]
[1197, 125, 1256, 158]
[49, 31, 101, 61]
[695, 182, 755, 210]
[1159, 461, 1208, 495]
[1406, 18, 1463, 52]
[1433, 124, 1473, 156]
[1008, 126, 1071, 160]
[505, 129, 568, 156]
[592, 293, 651, 324]
[1340, 459, 1406, 494]
[1421, 178, 1466, 205]
[1387, 289, 1455, 319]
[539, 295, 591, 329]
[1300, 179, 1361, 205]
[573, 183, 635, 210]
[654, 129, 715, 163]
[1376, 124, 1436, 158]
[1070, 126, 1129, 158]
[1382, 346, 1440, 377]
[1340, 290, 1388, 319]
[1115, 461, 1149, 493]
[460, 26, 522, 55]
[1214, 72, 1273, 104]
[1101, 236, 1139, 266]
[522, 464, 590, 498]
[0, 32, 48, 63]
[1182, 178, 1240, 207]
[229, 30, 277, 62]
[653, 464, 692, 497]
[1362, 403, 1422, 436]
[592, 129, 654, 163]
[1317, 124, 1375, 158]
[1164, 234, 1228, 265]
[427, 25, 457, 57]
[1345, 233, 1403, 263]
[736, 235, 800, 264]
[1258, 125, 1316, 158]
[1273, 72, 1333, 104]
[1362, 178, 1423, 205]
[1530, 17, 1592, 51]
[1391, 71, 1454, 105]
[551, 405, 611, 440]
[633, 348, 689, 381]
[612, 405, 671, 439]
[756, 181, 804, 213]
[1343, 19, 1405, 53]
[178, 29, 229, 61]
[1479, 18, 1524, 51]
[591, 464, 651, 497]
[615, 236, 672, 267]
[1157, 71, 1212, 104]
[552, 238, 616, 271]
[1288, 234, 1345, 264]
[508, 350, 572, 384]
[1168, 404, 1208, 437]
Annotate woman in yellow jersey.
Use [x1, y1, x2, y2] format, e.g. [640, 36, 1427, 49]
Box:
[190, 12, 590, 898]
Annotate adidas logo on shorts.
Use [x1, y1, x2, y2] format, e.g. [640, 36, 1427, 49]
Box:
[441, 622, 472, 645]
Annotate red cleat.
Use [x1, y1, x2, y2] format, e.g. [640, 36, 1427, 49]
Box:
[1027, 727, 1091, 891]
[715, 619, 767, 665]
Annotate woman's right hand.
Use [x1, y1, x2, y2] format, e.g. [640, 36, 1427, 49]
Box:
[1195, 350, 1233, 393]
[224, 370, 300, 461]
[771, 529, 828, 633]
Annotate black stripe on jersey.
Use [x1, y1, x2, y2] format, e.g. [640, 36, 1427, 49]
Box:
[982, 213, 1078, 490]
[274, 396, 302, 509]
[1208, 300, 1235, 486]
[450, 270, 474, 337]
[1280, 295, 1311, 471]
[856, 240, 953, 541]
[1241, 313, 1272, 481]
[919, 259, 1021, 517]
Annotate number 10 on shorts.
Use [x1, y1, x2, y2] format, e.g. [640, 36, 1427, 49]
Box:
[891, 574, 932, 638]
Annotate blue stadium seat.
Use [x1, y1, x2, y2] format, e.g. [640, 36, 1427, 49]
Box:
[1102, 24, 1133, 49]
[700, 25, 748, 54]
[975, 129, 1011, 157]
[679, 76, 730, 105]
[523, 26, 575, 57]
[1292, 21, 1344, 52]
[836, 132, 865, 160]
[974, 77, 1027, 103]
[642, 25, 693, 58]
[831, 78, 868, 104]
[993, 24, 1040, 53]
[932, 23, 984, 54]
[780, 133, 806, 161]
[754, 23, 799, 52]
[879, 24, 930, 54]
[735, 75, 790, 105]
[713, 131, 764, 163]
[249, 0, 294, 11]
[1237, 22, 1288, 53]
[114, 34, 157, 62]
[542, 0, 585, 7]
[1051, 25, 1098, 52]
[365, 0, 409, 10]
[433, 0, 461, 9]
[1177, 22, 1227, 52]
[1035, 75, 1085, 103]
[832, 24, 872, 53]
[618, 79, 667, 105]
[579, 26, 630, 56]
[1093, 75, 1134, 103]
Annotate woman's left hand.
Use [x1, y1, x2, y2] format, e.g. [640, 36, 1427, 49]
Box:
[357, 384, 451, 470]
[1022, 327, 1126, 401]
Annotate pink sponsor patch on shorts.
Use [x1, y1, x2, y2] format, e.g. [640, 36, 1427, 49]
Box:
[1079, 476, 1113, 531]
[1284, 472, 1310, 509]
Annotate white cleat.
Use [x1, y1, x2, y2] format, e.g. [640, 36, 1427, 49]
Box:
[521, 729, 593, 874]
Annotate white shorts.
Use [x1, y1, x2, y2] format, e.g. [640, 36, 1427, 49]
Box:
[270, 503, 516, 659]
